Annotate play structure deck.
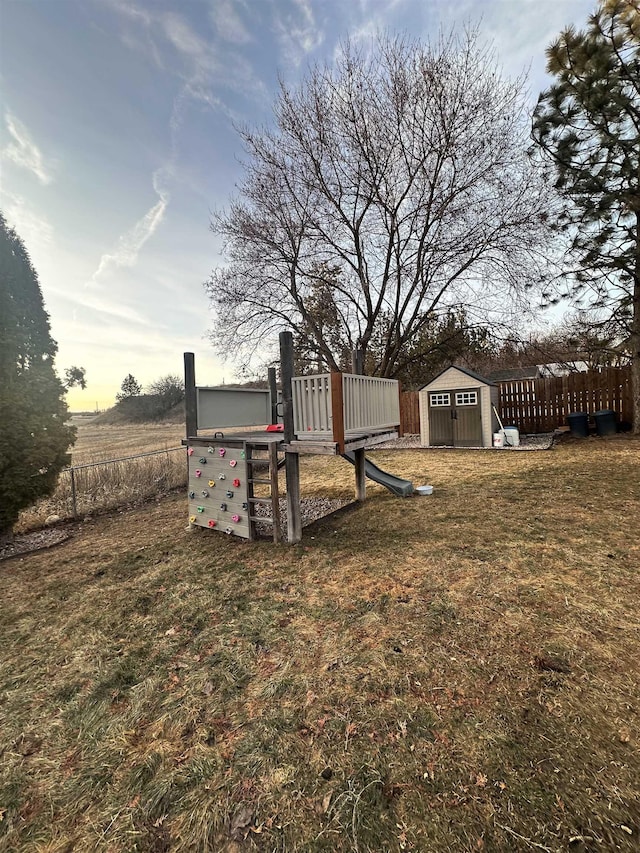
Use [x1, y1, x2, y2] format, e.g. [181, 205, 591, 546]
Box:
[183, 332, 413, 543]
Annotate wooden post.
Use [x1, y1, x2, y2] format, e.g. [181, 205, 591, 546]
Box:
[349, 351, 364, 499]
[280, 331, 302, 544]
[269, 442, 282, 544]
[184, 352, 197, 439]
[354, 447, 366, 501]
[330, 372, 345, 454]
[351, 348, 364, 375]
[268, 366, 278, 425]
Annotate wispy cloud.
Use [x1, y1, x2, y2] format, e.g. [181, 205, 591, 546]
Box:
[211, 0, 252, 45]
[272, 0, 325, 67]
[88, 170, 169, 286]
[161, 11, 209, 60]
[2, 111, 53, 184]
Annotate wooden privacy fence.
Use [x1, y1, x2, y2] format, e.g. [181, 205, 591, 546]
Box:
[498, 366, 632, 433]
[400, 390, 421, 434]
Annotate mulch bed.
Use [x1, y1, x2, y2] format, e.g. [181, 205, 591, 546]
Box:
[0, 528, 73, 563]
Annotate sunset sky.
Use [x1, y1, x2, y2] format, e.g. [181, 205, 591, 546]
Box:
[1, 0, 596, 410]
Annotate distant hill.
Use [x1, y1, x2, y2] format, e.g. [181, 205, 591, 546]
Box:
[93, 395, 185, 425]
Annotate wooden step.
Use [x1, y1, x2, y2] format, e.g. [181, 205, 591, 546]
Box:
[245, 458, 269, 466]
[250, 515, 273, 524]
[249, 477, 271, 485]
[249, 496, 272, 504]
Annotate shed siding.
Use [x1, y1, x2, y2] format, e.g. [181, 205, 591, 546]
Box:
[480, 386, 492, 446]
[419, 392, 430, 446]
[426, 370, 481, 393]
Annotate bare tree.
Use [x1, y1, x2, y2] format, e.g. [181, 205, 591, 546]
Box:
[207, 31, 554, 377]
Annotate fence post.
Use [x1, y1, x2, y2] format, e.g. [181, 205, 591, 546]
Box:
[70, 467, 78, 519]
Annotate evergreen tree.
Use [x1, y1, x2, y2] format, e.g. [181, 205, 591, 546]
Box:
[63, 366, 87, 390]
[116, 374, 142, 402]
[532, 0, 640, 431]
[0, 212, 75, 543]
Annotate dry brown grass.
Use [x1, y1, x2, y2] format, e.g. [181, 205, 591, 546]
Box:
[68, 419, 185, 464]
[1, 435, 639, 852]
[15, 421, 187, 532]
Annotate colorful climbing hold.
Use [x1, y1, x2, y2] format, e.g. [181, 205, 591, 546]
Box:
[240, 450, 246, 459]
[188, 491, 195, 499]
[220, 502, 227, 511]
[226, 490, 233, 499]
[218, 473, 226, 480]
[219, 448, 226, 457]
[232, 514, 240, 523]
[197, 506, 205, 513]
[207, 446, 215, 454]
[208, 519, 216, 528]
[233, 478, 240, 488]
[201, 489, 209, 498]
[224, 526, 233, 535]
[242, 502, 248, 510]
[189, 515, 196, 523]
[229, 459, 237, 468]
[195, 469, 202, 478]
[199, 457, 207, 465]
[187, 447, 194, 456]
[208, 480, 215, 488]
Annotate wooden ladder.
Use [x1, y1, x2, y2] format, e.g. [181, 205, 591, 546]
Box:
[245, 442, 282, 543]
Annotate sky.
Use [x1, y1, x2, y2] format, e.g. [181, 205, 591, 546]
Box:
[0, 0, 597, 411]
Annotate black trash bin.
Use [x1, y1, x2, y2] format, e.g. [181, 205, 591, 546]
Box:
[594, 409, 617, 436]
[567, 412, 589, 438]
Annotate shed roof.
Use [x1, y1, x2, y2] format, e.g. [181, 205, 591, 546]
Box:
[486, 366, 540, 382]
[419, 364, 496, 391]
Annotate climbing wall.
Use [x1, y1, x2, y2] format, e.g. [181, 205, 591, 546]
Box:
[187, 444, 250, 538]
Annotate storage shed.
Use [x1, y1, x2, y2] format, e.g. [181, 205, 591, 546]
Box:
[419, 366, 499, 447]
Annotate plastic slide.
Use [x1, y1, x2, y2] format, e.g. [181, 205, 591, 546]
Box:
[341, 452, 414, 498]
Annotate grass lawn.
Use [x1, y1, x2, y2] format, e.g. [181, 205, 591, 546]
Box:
[1, 437, 639, 852]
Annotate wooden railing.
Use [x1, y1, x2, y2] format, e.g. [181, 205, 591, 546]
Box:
[292, 372, 400, 444]
[292, 373, 332, 438]
[342, 374, 400, 433]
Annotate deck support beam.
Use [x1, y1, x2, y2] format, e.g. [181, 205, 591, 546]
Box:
[354, 447, 366, 501]
[280, 331, 302, 544]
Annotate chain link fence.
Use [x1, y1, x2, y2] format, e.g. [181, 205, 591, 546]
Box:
[18, 447, 187, 530]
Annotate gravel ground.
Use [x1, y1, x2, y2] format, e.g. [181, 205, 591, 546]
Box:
[375, 433, 556, 450]
[253, 497, 351, 539]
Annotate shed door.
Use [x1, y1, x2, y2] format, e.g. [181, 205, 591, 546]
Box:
[452, 389, 482, 446]
[428, 392, 454, 446]
[428, 388, 482, 446]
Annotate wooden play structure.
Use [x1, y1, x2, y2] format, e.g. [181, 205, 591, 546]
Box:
[183, 331, 413, 544]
